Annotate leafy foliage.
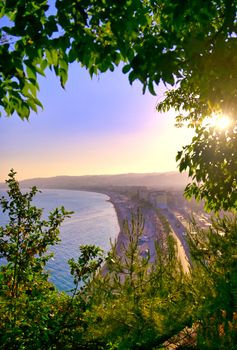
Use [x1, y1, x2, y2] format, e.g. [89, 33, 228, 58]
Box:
[68, 244, 104, 298]
[0, 285, 71, 350]
[4, 0, 236, 117]
[174, 119, 237, 212]
[0, 0, 71, 119]
[187, 215, 237, 349]
[1, 172, 237, 349]
[0, 169, 72, 298]
[77, 211, 192, 349]
[0, 170, 76, 349]
[1, 1, 236, 210]
[0, 174, 193, 349]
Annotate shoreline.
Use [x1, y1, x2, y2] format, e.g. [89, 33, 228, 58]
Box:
[103, 191, 131, 256]
[102, 190, 165, 261]
[52, 187, 191, 268]
[102, 189, 190, 270]
[17, 185, 190, 269]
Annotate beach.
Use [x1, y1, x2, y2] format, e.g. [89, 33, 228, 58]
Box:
[102, 189, 190, 271]
[104, 190, 166, 262]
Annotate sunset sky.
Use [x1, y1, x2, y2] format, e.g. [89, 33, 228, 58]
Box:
[1, 63, 193, 182]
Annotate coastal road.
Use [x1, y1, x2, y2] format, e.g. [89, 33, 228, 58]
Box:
[105, 190, 191, 269]
[106, 191, 163, 263]
[160, 208, 191, 264]
[140, 207, 163, 262]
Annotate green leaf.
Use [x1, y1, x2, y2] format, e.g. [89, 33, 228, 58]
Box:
[128, 70, 137, 85]
[33, 97, 43, 109]
[176, 151, 183, 161]
[34, 65, 45, 77]
[46, 49, 59, 66]
[26, 65, 36, 81]
[27, 98, 38, 113]
[59, 69, 68, 89]
[40, 59, 48, 71]
[148, 80, 156, 96]
[18, 103, 30, 120]
[68, 48, 77, 63]
[28, 82, 38, 97]
[122, 64, 131, 74]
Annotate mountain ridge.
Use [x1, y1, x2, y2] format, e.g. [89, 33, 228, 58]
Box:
[0, 172, 189, 190]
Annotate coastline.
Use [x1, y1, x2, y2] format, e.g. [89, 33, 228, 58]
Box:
[99, 190, 131, 275]
[48, 187, 191, 269]
[103, 191, 131, 256]
[102, 189, 190, 270]
[102, 190, 164, 261]
[24, 185, 190, 269]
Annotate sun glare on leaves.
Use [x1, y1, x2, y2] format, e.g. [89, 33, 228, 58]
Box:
[202, 113, 231, 130]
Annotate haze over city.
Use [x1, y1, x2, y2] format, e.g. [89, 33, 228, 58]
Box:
[1, 63, 193, 182]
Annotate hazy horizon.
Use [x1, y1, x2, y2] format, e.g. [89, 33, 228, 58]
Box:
[0, 171, 189, 192]
[0, 170, 187, 184]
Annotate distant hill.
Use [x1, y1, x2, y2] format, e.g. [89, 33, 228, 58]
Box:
[0, 172, 190, 190]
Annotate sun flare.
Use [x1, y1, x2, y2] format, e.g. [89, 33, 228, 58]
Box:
[203, 113, 231, 130]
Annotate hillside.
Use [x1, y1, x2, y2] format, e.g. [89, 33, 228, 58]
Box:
[0, 172, 190, 190]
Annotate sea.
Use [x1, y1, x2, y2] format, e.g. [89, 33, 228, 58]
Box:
[0, 189, 119, 293]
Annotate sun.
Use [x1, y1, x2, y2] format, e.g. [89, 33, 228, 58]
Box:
[202, 113, 231, 130]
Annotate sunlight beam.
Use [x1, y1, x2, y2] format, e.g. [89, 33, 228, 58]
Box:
[202, 113, 231, 130]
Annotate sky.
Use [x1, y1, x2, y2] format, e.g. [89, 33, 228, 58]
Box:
[1, 63, 193, 182]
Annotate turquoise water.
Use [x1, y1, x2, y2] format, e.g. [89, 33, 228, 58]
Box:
[0, 189, 119, 292]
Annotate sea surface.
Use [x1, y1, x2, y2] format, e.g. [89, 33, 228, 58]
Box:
[0, 189, 119, 292]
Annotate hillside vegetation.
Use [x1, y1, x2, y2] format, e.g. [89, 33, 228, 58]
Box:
[1, 171, 237, 349]
[1, 1, 237, 348]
